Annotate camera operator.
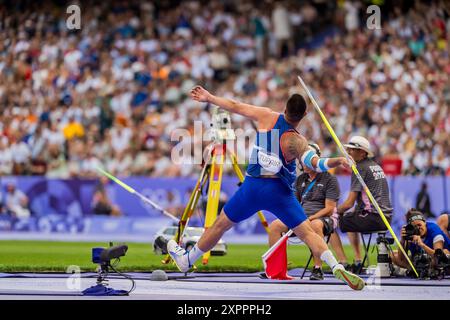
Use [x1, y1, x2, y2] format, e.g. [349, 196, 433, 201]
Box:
[335, 136, 393, 273]
[391, 209, 450, 270]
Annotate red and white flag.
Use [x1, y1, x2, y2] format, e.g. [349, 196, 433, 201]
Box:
[262, 230, 294, 280]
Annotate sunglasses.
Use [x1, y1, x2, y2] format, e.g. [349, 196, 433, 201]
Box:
[347, 142, 362, 148]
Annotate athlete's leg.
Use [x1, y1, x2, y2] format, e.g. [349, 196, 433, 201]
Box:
[273, 190, 364, 290]
[268, 191, 336, 271]
[168, 210, 234, 272]
[292, 220, 364, 290]
[268, 219, 289, 247]
[197, 211, 234, 252]
[168, 177, 259, 272]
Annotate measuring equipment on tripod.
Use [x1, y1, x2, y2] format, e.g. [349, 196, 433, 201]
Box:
[210, 106, 236, 142]
[162, 106, 270, 266]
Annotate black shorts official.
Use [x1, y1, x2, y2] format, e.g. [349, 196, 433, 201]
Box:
[339, 210, 391, 233]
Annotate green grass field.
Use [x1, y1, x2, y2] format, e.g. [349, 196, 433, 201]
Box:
[0, 240, 376, 273]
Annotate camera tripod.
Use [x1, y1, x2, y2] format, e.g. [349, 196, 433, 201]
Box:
[162, 140, 270, 265]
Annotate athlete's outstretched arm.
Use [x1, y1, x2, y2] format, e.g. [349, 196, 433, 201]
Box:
[190, 85, 273, 121]
[282, 133, 350, 171]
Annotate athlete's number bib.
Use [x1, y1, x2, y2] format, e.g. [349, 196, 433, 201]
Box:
[257, 150, 282, 174]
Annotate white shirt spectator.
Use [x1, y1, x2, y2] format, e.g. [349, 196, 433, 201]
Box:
[272, 4, 291, 40]
[139, 39, 159, 53]
[110, 127, 133, 154]
[344, 1, 360, 32]
[4, 188, 30, 219]
[28, 134, 47, 160]
[14, 39, 30, 53]
[40, 43, 60, 62]
[80, 156, 103, 176]
[0, 146, 13, 175]
[64, 49, 82, 72]
[10, 142, 31, 164]
[107, 154, 133, 175]
[153, 157, 172, 176]
[190, 49, 213, 79]
[43, 127, 65, 147]
[110, 92, 133, 118]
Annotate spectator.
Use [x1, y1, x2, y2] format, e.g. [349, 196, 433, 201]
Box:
[415, 182, 433, 218]
[2, 182, 30, 219]
[63, 115, 85, 141]
[46, 144, 69, 178]
[91, 176, 122, 217]
[0, 0, 448, 178]
[0, 137, 13, 175]
[272, 2, 292, 58]
[28, 125, 48, 175]
[110, 119, 133, 156]
[251, 9, 269, 66]
[343, 1, 360, 33]
[10, 131, 31, 175]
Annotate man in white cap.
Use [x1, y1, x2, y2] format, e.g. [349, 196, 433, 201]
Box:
[333, 136, 393, 273]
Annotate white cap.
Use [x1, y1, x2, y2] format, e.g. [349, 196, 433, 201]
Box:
[343, 136, 374, 157]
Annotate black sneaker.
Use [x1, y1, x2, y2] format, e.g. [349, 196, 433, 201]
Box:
[154, 236, 169, 254]
[341, 262, 351, 271]
[309, 267, 324, 280]
[351, 261, 363, 274]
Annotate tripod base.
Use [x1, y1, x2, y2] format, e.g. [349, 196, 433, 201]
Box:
[162, 142, 270, 266]
[82, 284, 128, 296]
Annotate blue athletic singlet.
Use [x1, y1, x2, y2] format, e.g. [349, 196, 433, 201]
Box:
[223, 113, 308, 229]
[246, 114, 298, 189]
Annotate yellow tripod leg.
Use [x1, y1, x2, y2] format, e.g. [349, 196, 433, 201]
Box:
[162, 164, 210, 264]
[228, 151, 270, 234]
[202, 145, 224, 265]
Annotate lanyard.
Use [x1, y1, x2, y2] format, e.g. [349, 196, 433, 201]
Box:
[301, 178, 317, 203]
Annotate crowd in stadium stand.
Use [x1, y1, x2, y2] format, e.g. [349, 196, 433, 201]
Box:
[0, 0, 449, 179]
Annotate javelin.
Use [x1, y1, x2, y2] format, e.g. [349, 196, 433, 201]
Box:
[297, 75, 418, 277]
[96, 167, 179, 223]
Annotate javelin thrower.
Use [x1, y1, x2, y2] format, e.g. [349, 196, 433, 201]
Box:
[168, 86, 365, 290]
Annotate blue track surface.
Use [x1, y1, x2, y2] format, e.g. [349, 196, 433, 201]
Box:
[0, 270, 449, 300]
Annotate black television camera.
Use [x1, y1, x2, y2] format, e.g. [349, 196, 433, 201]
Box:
[409, 250, 432, 279]
[407, 248, 450, 280]
[430, 248, 450, 280]
[82, 242, 135, 296]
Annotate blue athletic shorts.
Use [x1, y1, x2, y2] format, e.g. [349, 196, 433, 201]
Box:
[223, 176, 307, 229]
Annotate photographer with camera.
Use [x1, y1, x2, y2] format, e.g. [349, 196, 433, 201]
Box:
[391, 209, 450, 273]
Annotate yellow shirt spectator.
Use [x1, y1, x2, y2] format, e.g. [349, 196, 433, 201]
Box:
[63, 120, 85, 140]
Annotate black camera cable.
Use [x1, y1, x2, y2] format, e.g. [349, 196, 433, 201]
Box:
[108, 258, 136, 296]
